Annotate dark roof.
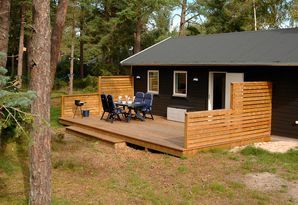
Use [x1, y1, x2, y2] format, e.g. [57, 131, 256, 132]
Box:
[121, 28, 298, 66]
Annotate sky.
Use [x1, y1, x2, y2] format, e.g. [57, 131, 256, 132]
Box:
[169, 0, 294, 32]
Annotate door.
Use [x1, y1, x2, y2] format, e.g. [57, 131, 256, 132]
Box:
[208, 72, 244, 110]
[213, 73, 226, 109]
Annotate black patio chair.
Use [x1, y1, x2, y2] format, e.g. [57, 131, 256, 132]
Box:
[106, 94, 126, 123]
[142, 93, 154, 120]
[100, 94, 110, 120]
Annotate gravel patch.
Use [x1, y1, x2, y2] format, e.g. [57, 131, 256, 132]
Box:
[243, 172, 287, 192]
[230, 139, 298, 153]
[243, 172, 298, 204]
[254, 141, 298, 153]
[288, 182, 298, 203]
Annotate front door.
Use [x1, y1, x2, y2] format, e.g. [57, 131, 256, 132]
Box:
[208, 72, 244, 110]
[213, 73, 226, 109]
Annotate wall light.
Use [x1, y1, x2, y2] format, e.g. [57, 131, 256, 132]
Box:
[136, 76, 141, 79]
[193, 77, 199, 82]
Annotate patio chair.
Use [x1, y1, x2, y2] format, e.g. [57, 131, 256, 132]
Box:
[142, 93, 154, 120]
[134, 92, 145, 104]
[106, 94, 126, 123]
[132, 92, 145, 121]
[100, 94, 109, 120]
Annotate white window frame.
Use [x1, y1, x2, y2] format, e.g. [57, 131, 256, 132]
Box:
[173, 71, 187, 97]
[147, 70, 159, 94]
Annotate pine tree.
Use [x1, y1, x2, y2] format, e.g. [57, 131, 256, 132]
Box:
[0, 52, 35, 148]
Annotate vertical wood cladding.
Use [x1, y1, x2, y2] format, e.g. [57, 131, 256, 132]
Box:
[133, 66, 209, 116]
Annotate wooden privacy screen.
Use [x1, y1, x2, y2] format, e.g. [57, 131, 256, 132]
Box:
[184, 82, 272, 150]
[61, 76, 134, 117]
[98, 76, 134, 100]
[61, 93, 101, 118]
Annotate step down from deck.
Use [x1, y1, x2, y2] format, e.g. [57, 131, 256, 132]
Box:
[66, 126, 126, 149]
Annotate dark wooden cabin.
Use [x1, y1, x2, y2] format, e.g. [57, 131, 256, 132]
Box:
[121, 28, 298, 138]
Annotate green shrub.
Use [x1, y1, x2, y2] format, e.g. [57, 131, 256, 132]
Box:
[74, 75, 98, 90]
[54, 79, 68, 90]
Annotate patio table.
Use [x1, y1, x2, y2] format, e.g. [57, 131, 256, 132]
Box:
[115, 101, 144, 122]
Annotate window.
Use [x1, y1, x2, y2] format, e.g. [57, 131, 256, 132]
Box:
[147, 70, 159, 94]
[173, 71, 187, 97]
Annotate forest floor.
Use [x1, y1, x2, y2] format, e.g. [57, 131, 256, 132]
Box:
[0, 93, 297, 205]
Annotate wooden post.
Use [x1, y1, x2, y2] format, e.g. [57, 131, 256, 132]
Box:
[184, 112, 189, 149]
[61, 95, 65, 117]
[131, 76, 134, 96]
[98, 76, 102, 94]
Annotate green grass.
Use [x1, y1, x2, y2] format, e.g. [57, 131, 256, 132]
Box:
[228, 181, 245, 190]
[250, 190, 270, 205]
[208, 181, 234, 198]
[240, 146, 298, 180]
[177, 165, 188, 173]
[209, 181, 227, 193]
[51, 106, 62, 128]
[53, 159, 83, 171]
[52, 197, 74, 205]
[51, 91, 67, 99]
[124, 173, 168, 204]
[0, 155, 19, 175]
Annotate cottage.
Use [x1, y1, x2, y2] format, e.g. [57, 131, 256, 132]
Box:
[121, 28, 298, 138]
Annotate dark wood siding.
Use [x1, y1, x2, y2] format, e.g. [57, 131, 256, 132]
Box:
[132, 66, 298, 138]
[245, 68, 298, 138]
[133, 66, 209, 116]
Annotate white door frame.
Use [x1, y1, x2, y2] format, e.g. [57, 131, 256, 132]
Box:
[208, 72, 244, 110]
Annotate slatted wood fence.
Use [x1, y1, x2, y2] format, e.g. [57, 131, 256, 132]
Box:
[61, 76, 134, 118]
[98, 76, 134, 100]
[61, 93, 101, 118]
[184, 82, 272, 150]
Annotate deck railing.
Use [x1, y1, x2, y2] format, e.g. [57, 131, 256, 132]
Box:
[184, 82, 272, 150]
[61, 75, 134, 118]
[61, 93, 101, 118]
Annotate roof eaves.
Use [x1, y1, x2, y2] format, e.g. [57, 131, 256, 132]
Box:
[120, 37, 172, 65]
[128, 62, 298, 67]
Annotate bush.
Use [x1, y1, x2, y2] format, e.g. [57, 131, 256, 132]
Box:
[74, 75, 98, 90]
[54, 79, 68, 90]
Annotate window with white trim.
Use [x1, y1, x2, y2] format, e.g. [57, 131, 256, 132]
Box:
[147, 70, 159, 94]
[173, 71, 187, 97]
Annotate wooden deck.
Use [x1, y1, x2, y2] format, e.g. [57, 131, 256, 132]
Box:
[59, 116, 185, 157]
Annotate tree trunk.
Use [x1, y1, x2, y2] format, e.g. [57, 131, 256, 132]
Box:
[134, 18, 142, 54]
[179, 0, 187, 36]
[29, 0, 51, 204]
[69, 14, 75, 95]
[79, 15, 84, 78]
[27, 38, 32, 82]
[50, 0, 68, 90]
[17, 6, 25, 88]
[11, 54, 15, 77]
[253, 0, 257, 31]
[0, 0, 11, 67]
